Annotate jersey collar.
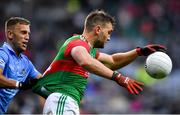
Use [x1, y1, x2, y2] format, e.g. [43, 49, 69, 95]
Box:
[3, 42, 23, 58]
[80, 35, 92, 48]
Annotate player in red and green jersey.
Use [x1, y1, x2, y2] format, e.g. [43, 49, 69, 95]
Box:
[33, 35, 99, 105]
[33, 10, 166, 115]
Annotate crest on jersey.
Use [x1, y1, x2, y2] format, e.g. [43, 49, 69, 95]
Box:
[0, 59, 5, 67]
[20, 68, 26, 76]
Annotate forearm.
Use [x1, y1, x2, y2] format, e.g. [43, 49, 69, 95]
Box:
[82, 58, 113, 80]
[83, 59, 144, 95]
[110, 49, 138, 70]
[0, 75, 17, 88]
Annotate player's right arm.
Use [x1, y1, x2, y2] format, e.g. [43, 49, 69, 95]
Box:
[0, 50, 18, 88]
[0, 51, 40, 89]
[71, 46, 144, 95]
[0, 69, 17, 88]
[71, 46, 113, 79]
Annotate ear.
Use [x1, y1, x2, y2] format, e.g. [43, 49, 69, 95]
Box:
[7, 30, 13, 40]
[94, 25, 101, 35]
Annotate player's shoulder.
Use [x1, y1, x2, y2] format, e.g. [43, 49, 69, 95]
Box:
[66, 35, 83, 43]
[0, 48, 9, 63]
[0, 47, 9, 57]
[69, 39, 86, 44]
[69, 39, 90, 50]
[65, 35, 89, 49]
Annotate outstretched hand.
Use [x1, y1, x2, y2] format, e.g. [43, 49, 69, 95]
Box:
[112, 71, 144, 95]
[136, 44, 167, 56]
[18, 78, 38, 90]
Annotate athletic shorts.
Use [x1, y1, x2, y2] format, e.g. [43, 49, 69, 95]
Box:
[43, 92, 79, 115]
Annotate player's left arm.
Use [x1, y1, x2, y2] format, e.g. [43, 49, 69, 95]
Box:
[97, 49, 138, 70]
[97, 44, 167, 70]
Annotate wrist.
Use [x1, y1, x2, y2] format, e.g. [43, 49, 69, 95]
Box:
[112, 71, 129, 86]
[15, 81, 20, 88]
[16, 81, 23, 89]
[111, 71, 124, 82]
[136, 47, 142, 56]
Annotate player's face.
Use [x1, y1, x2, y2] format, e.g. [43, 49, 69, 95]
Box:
[9, 23, 30, 54]
[94, 23, 113, 48]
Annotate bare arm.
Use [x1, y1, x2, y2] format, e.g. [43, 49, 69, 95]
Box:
[71, 46, 144, 95]
[0, 68, 42, 89]
[0, 69, 17, 88]
[71, 46, 145, 95]
[97, 49, 138, 70]
[71, 46, 113, 79]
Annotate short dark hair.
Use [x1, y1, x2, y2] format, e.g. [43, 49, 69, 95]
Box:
[5, 17, 30, 30]
[84, 10, 115, 32]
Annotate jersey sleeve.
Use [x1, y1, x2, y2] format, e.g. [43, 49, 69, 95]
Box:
[28, 60, 40, 78]
[0, 50, 8, 70]
[64, 40, 90, 58]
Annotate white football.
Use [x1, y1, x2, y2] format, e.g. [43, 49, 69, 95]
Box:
[145, 51, 172, 79]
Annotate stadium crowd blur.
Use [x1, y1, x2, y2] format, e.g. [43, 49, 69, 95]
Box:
[0, 0, 180, 114]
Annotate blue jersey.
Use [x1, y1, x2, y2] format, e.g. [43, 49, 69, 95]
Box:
[0, 42, 40, 113]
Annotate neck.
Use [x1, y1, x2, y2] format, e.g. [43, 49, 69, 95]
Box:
[7, 41, 21, 56]
[82, 31, 95, 48]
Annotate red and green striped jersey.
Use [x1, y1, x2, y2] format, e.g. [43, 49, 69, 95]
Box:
[32, 35, 99, 105]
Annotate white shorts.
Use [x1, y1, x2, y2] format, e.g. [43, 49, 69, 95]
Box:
[43, 92, 79, 115]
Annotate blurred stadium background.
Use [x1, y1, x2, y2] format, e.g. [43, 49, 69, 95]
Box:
[1, 0, 180, 114]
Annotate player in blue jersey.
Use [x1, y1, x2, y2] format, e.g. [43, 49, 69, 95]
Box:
[0, 17, 42, 113]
